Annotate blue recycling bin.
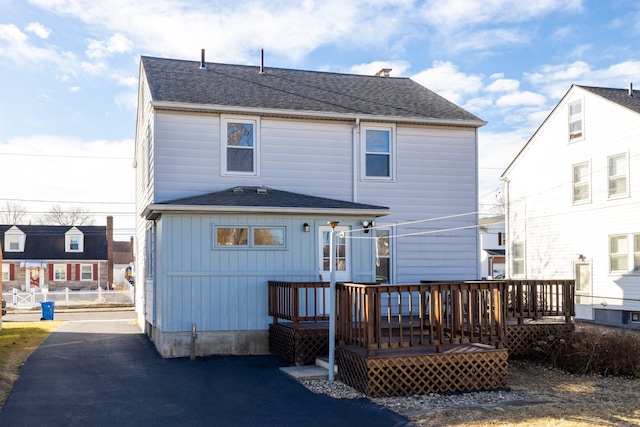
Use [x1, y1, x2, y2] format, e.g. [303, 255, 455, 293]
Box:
[40, 301, 55, 321]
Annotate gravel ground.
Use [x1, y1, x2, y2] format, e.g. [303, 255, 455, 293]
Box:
[299, 359, 640, 426]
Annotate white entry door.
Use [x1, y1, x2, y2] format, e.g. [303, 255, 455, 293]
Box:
[319, 226, 351, 282]
[575, 262, 594, 321]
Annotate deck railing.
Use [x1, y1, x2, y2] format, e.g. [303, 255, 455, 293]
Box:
[505, 279, 575, 324]
[337, 281, 507, 354]
[268, 279, 575, 354]
[268, 281, 330, 328]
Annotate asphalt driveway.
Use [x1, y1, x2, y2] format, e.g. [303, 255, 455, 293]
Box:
[0, 318, 412, 426]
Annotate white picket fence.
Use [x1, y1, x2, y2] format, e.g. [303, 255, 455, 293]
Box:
[2, 287, 135, 309]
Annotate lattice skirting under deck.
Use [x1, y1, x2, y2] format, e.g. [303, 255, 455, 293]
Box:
[268, 324, 329, 366]
[505, 323, 575, 357]
[337, 345, 509, 397]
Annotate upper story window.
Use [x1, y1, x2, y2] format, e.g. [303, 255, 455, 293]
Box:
[608, 153, 628, 198]
[362, 124, 395, 180]
[221, 116, 260, 176]
[65, 227, 84, 252]
[572, 162, 590, 203]
[568, 100, 583, 140]
[4, 226, 25, 252]
[146, 123, 153, 186]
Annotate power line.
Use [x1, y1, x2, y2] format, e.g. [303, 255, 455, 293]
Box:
[0, 152, 131, 160]
[0, 198, 133, 205]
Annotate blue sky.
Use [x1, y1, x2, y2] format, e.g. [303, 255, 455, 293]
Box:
[1, 0, 640, 237]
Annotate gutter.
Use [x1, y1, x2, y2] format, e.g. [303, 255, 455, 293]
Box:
[142, 204, 392, 220]
[150, 101, 487, 128]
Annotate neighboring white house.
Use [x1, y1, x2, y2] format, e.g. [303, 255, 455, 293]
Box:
[501, 84, 640, 328]
[479, 215, 505, 279]
[134, 53, 486, 358]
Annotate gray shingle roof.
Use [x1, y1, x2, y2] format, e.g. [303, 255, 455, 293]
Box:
[578, 85, 640, 114]
[0, 225, 107, 261]
[159, 186, 389, 211]
[140, 56, 485, 125]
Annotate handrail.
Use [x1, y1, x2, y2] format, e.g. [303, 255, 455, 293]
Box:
[268, 281, 330, 328]
[505, 279, 575, 324]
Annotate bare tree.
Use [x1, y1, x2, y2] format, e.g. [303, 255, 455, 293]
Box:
[38, 205, 95, 226]
[0, 201, 28, 224]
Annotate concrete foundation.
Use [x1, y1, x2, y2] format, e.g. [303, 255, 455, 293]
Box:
[147, 324, 270, 358]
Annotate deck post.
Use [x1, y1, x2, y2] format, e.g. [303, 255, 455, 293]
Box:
[328, 221, 339, 382]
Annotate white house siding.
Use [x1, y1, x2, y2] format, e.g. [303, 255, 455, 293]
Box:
[358, 125, 480, 282]
[134, 69, 155, 331]
[504, 87, 640, 323]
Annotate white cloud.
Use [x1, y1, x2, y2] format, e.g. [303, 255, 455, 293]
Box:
[28, 0, 416, 65]
[486, 78, 520, 93]
[86, 33, 132, 59]
[69, 86, 81, 93]
[25, 22, 52, 39]
[496, 91, 546, 107]
[349, 60, 411, 77]
[411, 61, 483, 104]
[421, 0, 583, 30]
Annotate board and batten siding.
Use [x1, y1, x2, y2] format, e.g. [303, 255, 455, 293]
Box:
[155, 214, 374, 332]
[505, 86, 640, 300]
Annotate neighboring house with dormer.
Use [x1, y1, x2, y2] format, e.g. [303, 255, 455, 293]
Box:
[1, 216, 130, 292]
[501, 84, 640, 328]
[479, 215, 505, 279]
[134, 53, 486, 358]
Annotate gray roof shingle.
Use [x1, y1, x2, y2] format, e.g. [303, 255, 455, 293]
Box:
[578, 85, 640, 114]
[141, 56, 485, 125]
[159, 186, 389, 211]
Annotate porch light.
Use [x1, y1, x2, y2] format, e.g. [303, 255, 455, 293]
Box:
[303, 223, 310, 232]
[362, 220, 375, 233]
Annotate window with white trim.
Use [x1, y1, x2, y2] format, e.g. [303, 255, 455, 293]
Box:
[362, 124, 395, 179]
[145, 222, 155, 278]
[65, 227, 84, 253]
[221, 116, 259, 175]
[608, 153, 628, 198]
[609, 234, 628, 272]
[4, 226, 25, 252]
[215, 226, 285, 248]
[80, 264, 93, 281]
[1, 264, 9, 281]
[512, 242, 525, 276]
[54, 264, 67, 281]
[568, 100, 583, 140]
[572, 162, 590, 203]
[375, 228, 391, 283]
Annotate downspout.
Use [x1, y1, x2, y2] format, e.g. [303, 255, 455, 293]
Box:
[352, 118, 360, 202]
[475, 127, 481, 279]
[500, 177, 510, 277]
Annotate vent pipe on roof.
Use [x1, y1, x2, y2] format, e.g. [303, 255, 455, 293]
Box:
[199, 49, 206, 70]
[629, 83, 634, 98]
[259, 49, 264, 74]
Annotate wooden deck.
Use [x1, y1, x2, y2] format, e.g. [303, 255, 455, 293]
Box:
[268, 279, 575, 396]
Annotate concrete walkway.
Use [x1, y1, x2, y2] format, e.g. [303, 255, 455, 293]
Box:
[0, 316, 413, 426]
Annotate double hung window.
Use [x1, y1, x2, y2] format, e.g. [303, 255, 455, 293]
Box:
[572, 162, 590, 203]
[362, 124, 395, 179]
[222, 116, 259, 175]
[608, 153, 628, 198]
[568, 100, 583, 140]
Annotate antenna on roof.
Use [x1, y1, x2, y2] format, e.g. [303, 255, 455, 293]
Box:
[199, 49, 206, 70]
[259, 49, 264, 74]
[629, 83, 634, 98]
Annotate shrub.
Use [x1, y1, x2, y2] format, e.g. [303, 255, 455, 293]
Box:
[532, 325, 640, 377]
